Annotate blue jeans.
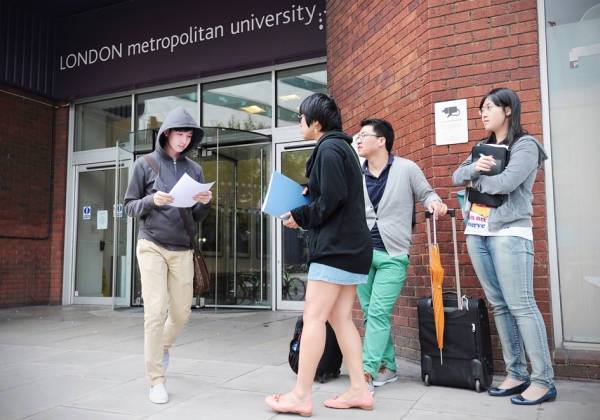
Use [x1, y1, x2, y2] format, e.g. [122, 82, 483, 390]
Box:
[466, 235, 555, 389]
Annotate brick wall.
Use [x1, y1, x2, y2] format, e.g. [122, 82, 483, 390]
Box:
[327, 0, 599, 380]
[0, 84, 68, 307]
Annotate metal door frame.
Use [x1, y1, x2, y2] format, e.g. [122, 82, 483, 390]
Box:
[70, 162, 131, 305]
[274, 138, 316, 311]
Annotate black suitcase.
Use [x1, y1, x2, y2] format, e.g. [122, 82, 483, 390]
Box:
[417, 210, 494, 392]
[289, 315, 343, 383]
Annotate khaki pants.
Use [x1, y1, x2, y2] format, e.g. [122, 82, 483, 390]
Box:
[137, 239, 193, 386]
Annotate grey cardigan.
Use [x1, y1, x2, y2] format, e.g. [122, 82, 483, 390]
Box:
[364, 156, 441, 257]
[452, 135, 548, 232]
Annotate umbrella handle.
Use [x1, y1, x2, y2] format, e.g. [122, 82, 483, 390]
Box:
[432, 213, 437, 245]
[425, 210, 438, 245]
[425, 211, 433, 268]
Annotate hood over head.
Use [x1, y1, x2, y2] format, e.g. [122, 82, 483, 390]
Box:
[156, 107, 204, 157]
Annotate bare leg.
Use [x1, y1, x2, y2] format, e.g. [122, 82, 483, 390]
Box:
[328, 284, 370, 402]
[276, 280, 340, 407]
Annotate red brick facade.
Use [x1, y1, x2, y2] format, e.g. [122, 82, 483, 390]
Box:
[0, 85, 68, 307]
[327, 0, 599, 379]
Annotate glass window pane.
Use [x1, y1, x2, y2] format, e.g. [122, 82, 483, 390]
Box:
[137, 86, 198, 131]
[281, 148, 311, 302]
[202, 73, 272, 130]
[545, 0, 600, 343]
[194, 143, 272, 308]
[74, 168, 116, 297]
[277, 64, 327, 127]
[74, 96, 131, 151]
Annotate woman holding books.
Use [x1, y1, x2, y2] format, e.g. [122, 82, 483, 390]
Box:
[265, 93, 374, 416]
[452, 87, 555, 405]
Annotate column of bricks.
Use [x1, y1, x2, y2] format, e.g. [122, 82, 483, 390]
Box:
[0, 84, 66, 307]
[325, 0, 581, 377]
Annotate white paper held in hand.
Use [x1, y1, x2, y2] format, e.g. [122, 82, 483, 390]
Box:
[168, 173, 215, 208]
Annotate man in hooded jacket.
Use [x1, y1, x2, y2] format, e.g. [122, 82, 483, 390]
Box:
[124, 107, 211, 404]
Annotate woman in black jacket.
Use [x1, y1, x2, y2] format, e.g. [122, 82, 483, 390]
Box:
[265, 93, 373, 416]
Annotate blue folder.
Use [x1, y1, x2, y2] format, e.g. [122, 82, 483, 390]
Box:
[261, 171, 310, 218]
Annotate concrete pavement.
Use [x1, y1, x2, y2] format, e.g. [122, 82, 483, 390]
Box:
[0, 305, 598, 420]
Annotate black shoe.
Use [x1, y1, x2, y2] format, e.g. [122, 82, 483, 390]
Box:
[511, 387, 557, 405]
[488, 380, 531, 397]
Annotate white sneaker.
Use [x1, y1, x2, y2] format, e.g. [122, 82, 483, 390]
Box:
[162, 350, 170, 372]
[365, 372, 375, 395]
[149, 384, 169, 404]
[373, 365, 398, 387]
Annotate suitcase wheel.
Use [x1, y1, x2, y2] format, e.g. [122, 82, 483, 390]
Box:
[424, 374, 430, 387]
[332, 369, 340, 378]
[475, 379, 481, 393]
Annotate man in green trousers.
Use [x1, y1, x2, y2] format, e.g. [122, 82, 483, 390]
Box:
[355, 118, 447, 395]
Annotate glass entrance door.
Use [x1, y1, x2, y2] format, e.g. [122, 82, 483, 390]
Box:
[196, 139, 272, 308]
[275, 140, 315, 310]
[73, 163, 131, 304]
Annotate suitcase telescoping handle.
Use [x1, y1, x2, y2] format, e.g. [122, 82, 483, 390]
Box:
[425, 209, 462, 310]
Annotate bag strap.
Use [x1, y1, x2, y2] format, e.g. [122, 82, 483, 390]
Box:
[143, 155, 199, 253]
[178, 207, 200, 254]
[143, 154, 159, 174]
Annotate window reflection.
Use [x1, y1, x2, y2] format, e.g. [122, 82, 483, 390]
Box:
[202, 73, 272, 129]
[136, 86, 198, 131]
[277, 64, 327, 127]
[75, 97, 131, 151]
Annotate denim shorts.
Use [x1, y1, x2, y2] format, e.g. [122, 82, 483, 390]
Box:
[307, 263, 368, 285]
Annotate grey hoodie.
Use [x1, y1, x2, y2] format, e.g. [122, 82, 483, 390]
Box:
[124, 107, 211, 251]
[452, 135, 548, 232]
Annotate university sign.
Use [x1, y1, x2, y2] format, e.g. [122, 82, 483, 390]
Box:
[54, 0, 326, 99]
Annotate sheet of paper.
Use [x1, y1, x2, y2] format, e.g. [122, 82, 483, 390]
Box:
[97, 210, 108, 230]
[168, 173, 215, 208]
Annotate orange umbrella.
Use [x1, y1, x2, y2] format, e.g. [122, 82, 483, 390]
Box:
[429, 243, 445, 364]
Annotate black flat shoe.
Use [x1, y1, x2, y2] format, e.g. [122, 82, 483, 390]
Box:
[488, 380, 531, 397]
[511, 387, 557, 405]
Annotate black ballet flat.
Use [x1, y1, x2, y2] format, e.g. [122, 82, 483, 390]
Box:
[488, 380, 531, 397]
[511, 387, 557, 405]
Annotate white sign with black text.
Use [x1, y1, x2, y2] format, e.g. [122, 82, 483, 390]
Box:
[97, 210, 108, 230]
[434, 99, 468, 145]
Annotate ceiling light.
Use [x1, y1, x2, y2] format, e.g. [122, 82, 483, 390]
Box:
[279, 94, 301, 101]
[239, 105, 266, 114]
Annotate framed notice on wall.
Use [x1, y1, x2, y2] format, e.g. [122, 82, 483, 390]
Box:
[434, 99, 468, 145]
